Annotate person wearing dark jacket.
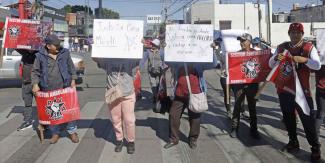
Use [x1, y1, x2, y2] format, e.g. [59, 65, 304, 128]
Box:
[16, 49, 37, 131]
[31, 34, 79, 144]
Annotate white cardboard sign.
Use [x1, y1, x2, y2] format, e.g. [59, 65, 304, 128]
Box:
[164, 24, 214, 62]
[92, 19, 144, 59]
[316, 29, 325, 64]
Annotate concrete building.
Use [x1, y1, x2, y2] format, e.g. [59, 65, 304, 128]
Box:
[187, 0, 268, 42]
[290, 2, 325, 22]
[67, 11, 93, 37]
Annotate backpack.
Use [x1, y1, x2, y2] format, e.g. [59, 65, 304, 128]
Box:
[148, 50, 163, 77]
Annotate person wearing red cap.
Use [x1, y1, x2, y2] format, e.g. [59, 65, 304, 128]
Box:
[269, 23, 321, 161]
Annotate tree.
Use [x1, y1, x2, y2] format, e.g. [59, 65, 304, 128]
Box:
[95, 8, 119, 19]
[61, 5, 93, 15]
[62, 5, 72, 13]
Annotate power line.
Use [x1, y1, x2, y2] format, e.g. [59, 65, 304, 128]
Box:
[167, 0, 198, 17]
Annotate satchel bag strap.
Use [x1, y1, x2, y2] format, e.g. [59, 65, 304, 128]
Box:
[184, 63, 193, 95]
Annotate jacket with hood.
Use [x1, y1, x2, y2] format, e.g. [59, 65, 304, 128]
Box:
[32, 47, 77, 90]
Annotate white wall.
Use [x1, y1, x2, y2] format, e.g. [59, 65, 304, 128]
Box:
[213, 3, 267, 41]
[271, 22, 325, 46]
[190, 1, 214, 23]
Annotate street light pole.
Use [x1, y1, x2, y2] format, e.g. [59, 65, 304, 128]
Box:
[257, 0, 262, 39]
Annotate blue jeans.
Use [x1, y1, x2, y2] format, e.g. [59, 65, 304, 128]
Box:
[49, 121, 77, 135]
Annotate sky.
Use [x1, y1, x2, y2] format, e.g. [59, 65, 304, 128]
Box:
[0, 0, 323, 20]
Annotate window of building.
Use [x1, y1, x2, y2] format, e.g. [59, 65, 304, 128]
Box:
[219, 20, 232, 30]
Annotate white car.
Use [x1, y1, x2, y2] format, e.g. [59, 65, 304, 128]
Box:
[0, 48, 85, 84]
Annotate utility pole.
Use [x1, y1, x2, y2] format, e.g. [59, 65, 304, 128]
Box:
[98, 0, 103, 19]
[257, 0, 262, 40]
[85, 0, 89, 38]
[267, 0, 272, 44]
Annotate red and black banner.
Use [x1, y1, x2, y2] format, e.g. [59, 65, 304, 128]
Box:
[35, 87, 80, 125]
[228, 49, 272, 84]
[3, 18, 52, 50]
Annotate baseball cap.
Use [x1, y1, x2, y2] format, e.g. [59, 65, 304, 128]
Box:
[237, 33, 252, 42]
[44, 34, 61, 46]
[288, 23, 304, 33]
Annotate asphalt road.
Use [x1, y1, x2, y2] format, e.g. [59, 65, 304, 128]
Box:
[0, 52, 324, 163]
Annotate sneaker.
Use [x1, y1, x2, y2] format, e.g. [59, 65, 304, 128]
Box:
[69, 133, 79, 143]
[163, 141, 178, 149]
[230, 128, 237, 138]
[127, 142, 135, 154]
[17, 120, 33, 131]
[189, 140, 197, 149]
[50, 134, 60, 144]
[311, 147, 321, 162]
[281, 140, 300, 153]
[114, 140, 123, 153]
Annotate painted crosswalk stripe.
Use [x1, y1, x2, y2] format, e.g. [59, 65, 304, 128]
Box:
[35, 101, 104, 163]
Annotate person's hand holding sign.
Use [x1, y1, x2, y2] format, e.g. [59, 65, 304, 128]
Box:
[71, 80, 76, 88]
[32, 84, 40, 94]
[292, 55, 308, 63]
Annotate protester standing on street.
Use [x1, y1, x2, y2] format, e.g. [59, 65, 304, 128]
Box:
[315, 52, 325, 137]
[16, 49, 37, 131]
[269, 23, 321, 161]
[140, 39, 165, 103]
[32, 34, 79, 144]
[211, 38, 232, 118]
[93, 58, 138, 154]
[163, 56, 217, 149]
[229, 33, 260, 139]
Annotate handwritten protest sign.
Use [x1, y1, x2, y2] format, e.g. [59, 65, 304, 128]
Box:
[317, 29, 325, 64]
[35, 87, 80, 125]
[3, 18, 52, 50]
[164, 24, 213, 62]
[92, 19, 144, 59]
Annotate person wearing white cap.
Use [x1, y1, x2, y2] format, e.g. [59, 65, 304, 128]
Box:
[140, 39, 165, 104]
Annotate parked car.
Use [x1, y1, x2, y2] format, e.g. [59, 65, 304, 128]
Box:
[0, 48, 85, 84]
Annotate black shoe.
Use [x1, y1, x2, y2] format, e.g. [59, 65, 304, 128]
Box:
[230, 129, 237, 138]
[164, 142, 178, 149]
[114, 140, 123, 153]
[17, 120, 33, 131]
[127, 142, 135, 154]
[250, 130, 260, 139]
[281, 140, 300, 153]
[311, 147, 321, 162]
[189, 140, 197, 149]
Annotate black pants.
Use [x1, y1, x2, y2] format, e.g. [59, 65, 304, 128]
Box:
[169, 96, 201, 143]
[220, 77, 230, 111]
[278, 93, 320, 148]
[22, 83, 33, 122]
[315, 90, 325, 137]
[231, 83, 258, 130]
